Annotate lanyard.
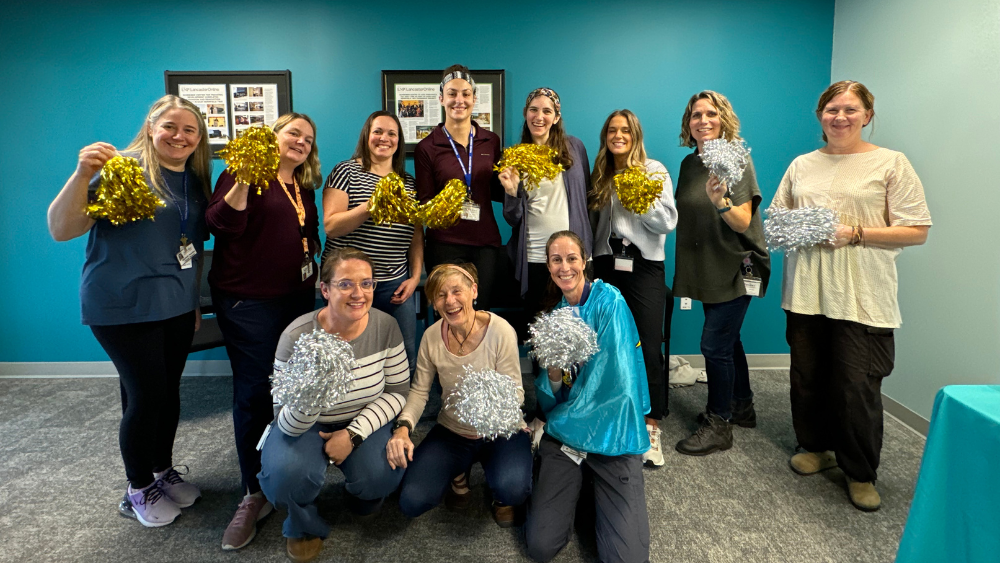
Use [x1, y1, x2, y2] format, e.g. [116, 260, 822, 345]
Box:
[442, 125, 474, 197]
[278, 175, 309, 257]
[171, 170, 189, 245]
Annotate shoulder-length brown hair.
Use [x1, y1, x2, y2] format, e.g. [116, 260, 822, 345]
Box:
[588, 109, 646, 211]
[678, 90, 742, 148]
[272, 113, 322, 190]
[815, 80, 875, 142]
[351, 111, 406, 177]
[519, 90, 574, 169]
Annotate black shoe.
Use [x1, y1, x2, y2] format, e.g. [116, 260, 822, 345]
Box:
[676, 413, 733, 456]
[730, 397, 757, 428]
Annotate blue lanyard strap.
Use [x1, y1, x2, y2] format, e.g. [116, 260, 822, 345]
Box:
[177, 171, 189, 242]
[443, 125, 474, 197]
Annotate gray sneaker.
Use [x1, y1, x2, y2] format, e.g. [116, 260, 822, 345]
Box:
[154, 466, 201, 508]
[120, 482, 181, 527]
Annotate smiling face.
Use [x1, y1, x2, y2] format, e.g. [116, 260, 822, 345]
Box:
[432, 273, 478, 327]
[820, 91, 872, 145]
[689, 98, 722, 150]
[276, 118, 315, 170]
[149, 107, 202, 170]
[547, 236, 586, 298]
[606, 115, 633, 159]
[321, 258, 374, 324]
[367, 115, 400, 162]
[440, 79, 475, 123]
[525, 95, 559, 144]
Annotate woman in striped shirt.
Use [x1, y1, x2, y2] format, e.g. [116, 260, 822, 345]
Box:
[323, 111, 422, 377]
[258, 247, 410, 562]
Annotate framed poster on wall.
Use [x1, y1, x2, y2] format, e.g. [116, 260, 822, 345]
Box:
[164, 70, 292, 158]
[381, 69, 505, 154]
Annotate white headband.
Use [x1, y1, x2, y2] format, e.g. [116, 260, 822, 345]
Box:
[440, 71, 477, 93]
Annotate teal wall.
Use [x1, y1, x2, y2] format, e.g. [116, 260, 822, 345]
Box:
[0, 0, 835, 362]
[832, 0, 1000, 418]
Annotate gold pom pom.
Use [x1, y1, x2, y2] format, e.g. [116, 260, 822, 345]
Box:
[614, 166, 664, 215]
[218, 126, 280, 190]
[86, 156, 165, 226]
[416, 179, 466, 229]
[368, 173, 417, 226]
[493, 143, 564, 191]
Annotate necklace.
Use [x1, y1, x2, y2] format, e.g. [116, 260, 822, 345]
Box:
[449, 315, 478, 354]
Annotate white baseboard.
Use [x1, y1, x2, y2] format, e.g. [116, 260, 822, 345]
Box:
[678, 354, 791, 370]
[0, 360, 233, 378]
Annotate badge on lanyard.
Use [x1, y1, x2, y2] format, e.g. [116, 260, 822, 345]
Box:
[460, 201, 481, 222]
[444, 126, 480, 222]
[614, 238, 634, 272]
[301, 259, 314, 282]
[561, 443, 588, 465]
[741, 257, 761, 297]
[174, 172, 196, 269]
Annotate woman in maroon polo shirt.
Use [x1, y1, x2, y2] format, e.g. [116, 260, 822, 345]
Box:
[414, 64, 504, 310]
[206, 113, 322, 551]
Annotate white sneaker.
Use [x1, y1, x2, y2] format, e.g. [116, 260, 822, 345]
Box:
[121, 482, 181, 527]
[642, 424, 665, 467]
[154, 466, 201, 508]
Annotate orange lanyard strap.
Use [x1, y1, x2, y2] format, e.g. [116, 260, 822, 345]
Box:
[279, 175, 309, 256]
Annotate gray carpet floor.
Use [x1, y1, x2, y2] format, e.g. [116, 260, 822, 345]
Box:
[0, 370, 924, 563]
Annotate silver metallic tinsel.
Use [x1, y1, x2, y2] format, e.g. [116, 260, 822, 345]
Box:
[763, 206, 839, 254]
[526, 308, 599, 371]
[445, 365, 523, 440]
[700, 138, 751, 188]
[270, 329, 356, 415]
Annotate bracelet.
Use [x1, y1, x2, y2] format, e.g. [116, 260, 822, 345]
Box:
[850, 226, 862, 246]
[393, 419, 413, 433]
[859, 225, 866, 248]
[716, 198, 732, 214]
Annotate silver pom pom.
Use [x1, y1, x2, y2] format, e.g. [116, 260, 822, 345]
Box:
[763, 206, 838, 254]
[271, 329, 356, 414]
[700, 138, 751, 188]
[526, 308, 599, 371]
[445, 365, 523, 440]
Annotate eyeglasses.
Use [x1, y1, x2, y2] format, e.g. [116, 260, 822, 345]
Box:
[330, 279, 377, 293]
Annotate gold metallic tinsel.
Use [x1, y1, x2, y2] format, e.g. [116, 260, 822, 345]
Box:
[493, 143, 564, 191]
[86, 156, 165, 226]
[416, 178, 467, 229]
[218, 126, 280, 191]
[614, 166, 664, 215]
[368, 173, 417, 226]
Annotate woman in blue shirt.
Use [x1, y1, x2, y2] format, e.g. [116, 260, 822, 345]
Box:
[47, 95, 211, 528]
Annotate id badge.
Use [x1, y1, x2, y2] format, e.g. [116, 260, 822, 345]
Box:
[301, 260, 314, 282]
[460, 201, 481, 222]
[176, 243, 196, 270]
[560, 444, 587, 465]
[743, 276, 762, 297]
[255, 424, 272, 451]
[614, 256, 634, 272]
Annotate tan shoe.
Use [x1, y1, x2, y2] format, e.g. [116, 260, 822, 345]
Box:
[492, 502, 515, 528]
[847, 480, 881, 512]
[789, 450, 838, 475]
[286, 536, 323, 563]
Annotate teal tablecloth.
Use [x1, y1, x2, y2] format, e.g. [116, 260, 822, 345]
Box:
[896, 385, 1000, 563]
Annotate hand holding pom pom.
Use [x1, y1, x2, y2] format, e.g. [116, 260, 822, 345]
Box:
[614, 166, 665, 215]
[86, 156, 165, 226]
[416, 178, 466, 229]
[763, 206, 838, 254]
[271, 329, 356, 415]
[218, 126, 280, 192]
[493, 144, 564, 191]
[700, 138, 751, 189]
[445, 366, 523, 440]
[527, 308, 599, 372]
[368, 173, 417, 225]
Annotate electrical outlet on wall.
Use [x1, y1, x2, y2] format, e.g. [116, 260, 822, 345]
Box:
[680, 298, 692, 310]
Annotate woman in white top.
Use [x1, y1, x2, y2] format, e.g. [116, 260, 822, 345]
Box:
[589, 109, 678, 468]
[774, 80, 931, 512]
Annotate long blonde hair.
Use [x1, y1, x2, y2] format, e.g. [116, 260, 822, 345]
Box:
[123, 95, 212, 199]
[272, 113, 322, 190]
[589, 109, 646, 210]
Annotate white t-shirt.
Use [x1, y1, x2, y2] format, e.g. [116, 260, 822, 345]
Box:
[526, 173, 570, 263]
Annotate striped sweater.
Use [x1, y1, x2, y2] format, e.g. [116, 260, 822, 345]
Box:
[272, 308, 410, 438]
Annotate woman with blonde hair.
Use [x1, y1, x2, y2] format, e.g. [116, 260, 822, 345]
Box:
[589, 109, 677, 467]
[47, 94, 212, 527]
[206, 113, 323, 549]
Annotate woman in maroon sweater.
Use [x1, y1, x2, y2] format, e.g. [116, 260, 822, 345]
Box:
[414, 64, 504, 310]
[206, 113, 322, 551]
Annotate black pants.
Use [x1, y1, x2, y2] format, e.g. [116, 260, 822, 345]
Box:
[424, 240, 500, 311]
[213, 287, 316, 494]
[595, 243, 672, 420]
[90, 311, 196, 489]
[525, 435, 649, 563]
[785, 311, 895, 482]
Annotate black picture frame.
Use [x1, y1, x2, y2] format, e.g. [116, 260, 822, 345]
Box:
[164, 70, 293, 158]
[381, 69, 505, 154]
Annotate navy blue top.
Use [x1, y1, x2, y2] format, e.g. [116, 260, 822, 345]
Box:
[80, 165, 207, 326]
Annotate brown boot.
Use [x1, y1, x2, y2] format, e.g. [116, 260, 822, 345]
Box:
[492, 502, 515, 528]
[444, 473, 470, 510]
[286, 536, 323, 563]
[847, 480, 881, 512]
[789, 451, 837, 475]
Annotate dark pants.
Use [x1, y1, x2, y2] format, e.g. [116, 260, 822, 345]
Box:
[785, 311, 895, 483]
[595, 242, 671, 420]
[213, 287, 316, 494]
[702, 296, 754, 419]
[525, 435, 650, 563]
[90, 311, 196, 489]
[398, 424, 533, 517]
[424, 240, 499, 311]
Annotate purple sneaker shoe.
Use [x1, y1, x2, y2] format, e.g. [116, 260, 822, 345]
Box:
[119, 482, 181, 527]
[154, 466, 201, 508]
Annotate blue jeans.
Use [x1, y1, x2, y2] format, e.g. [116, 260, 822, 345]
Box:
[398, 424, 533, 517]
[258, 421, 404, 539]
[702, 295, 753, 420]
[372, 275, 416, 376]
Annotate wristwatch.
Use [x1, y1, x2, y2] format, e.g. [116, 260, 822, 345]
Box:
[394, 419, 413, 433]
[716, 197, 732, 214]
[346, 429, 364, 449]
